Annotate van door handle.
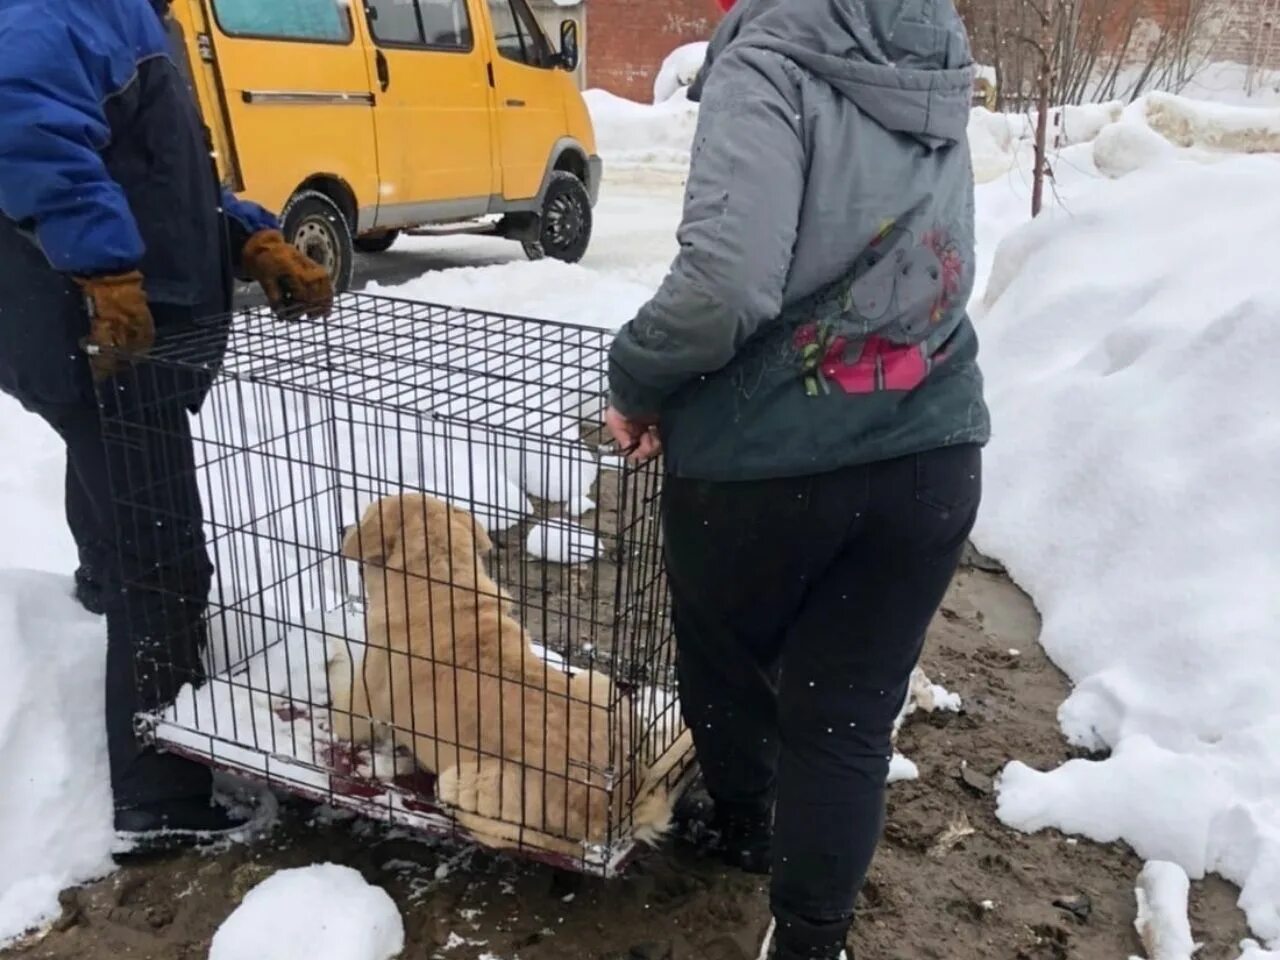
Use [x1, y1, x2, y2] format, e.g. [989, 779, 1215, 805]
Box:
[505, 98, 525, 107]
[376, 50, 390, 92]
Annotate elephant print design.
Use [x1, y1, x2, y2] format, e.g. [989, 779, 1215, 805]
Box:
[796, 222, 965, 397]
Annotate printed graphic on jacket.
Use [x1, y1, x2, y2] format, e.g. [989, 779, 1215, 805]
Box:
[793, 220, 965, 396]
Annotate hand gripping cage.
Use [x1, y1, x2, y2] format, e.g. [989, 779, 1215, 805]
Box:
[95, 293, 692, 874]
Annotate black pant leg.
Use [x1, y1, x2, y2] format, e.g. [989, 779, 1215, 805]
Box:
[769, 445, 982, 925]
[661, 473, 854, 812]
[66, 447, 112, 573]
[45, 392, 214, 808]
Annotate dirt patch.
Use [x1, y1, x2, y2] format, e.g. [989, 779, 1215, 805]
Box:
[5, 561, 1251, 960]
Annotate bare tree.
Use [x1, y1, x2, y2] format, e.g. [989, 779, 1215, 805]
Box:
[956, 0, 1226, 216]
[961, 0, 1225, 113]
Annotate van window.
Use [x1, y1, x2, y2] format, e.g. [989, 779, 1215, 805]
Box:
[212, 0, 352, 42]
[368, 0, 473, 49]
[487, 0, 551, 67]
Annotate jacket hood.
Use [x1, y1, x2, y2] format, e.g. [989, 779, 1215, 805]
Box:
[730, 0, 974, 148]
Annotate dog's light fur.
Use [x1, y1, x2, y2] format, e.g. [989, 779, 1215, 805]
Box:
[329, 493, 674, 847]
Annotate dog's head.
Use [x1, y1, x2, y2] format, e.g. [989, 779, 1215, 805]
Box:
[341, 494, 494, 586]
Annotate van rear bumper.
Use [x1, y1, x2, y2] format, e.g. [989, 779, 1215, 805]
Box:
[587, 155, 603, 207]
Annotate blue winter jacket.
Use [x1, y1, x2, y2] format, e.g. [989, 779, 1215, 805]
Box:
[0, 0, 277, 405]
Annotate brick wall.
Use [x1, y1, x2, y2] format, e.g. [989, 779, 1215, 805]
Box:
[585, 0, 1280, 102]
[1211, 0, 1280, 67]
[586, 0, 718, 101]
[1077, 0, 1280, 68]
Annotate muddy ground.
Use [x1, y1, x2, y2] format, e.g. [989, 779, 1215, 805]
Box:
[5, 555, 1250, 960]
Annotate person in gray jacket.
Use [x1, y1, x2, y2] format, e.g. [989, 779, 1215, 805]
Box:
[606, 0, 989, 956]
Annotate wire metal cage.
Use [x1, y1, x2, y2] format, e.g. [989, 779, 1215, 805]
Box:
[95, 293, 691, 874]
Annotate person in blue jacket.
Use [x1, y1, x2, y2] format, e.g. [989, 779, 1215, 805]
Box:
[0, 0, 332, 847]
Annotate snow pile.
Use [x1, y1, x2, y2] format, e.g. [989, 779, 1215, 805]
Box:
[1091, 120, 1182, 179]
[209, 864, 404, 960]
[1140, 91, 1280, 153]
[583, 88, 699, 174]
[974, 156, 1280, 943]
[1130, 861, 1197, 960]
[653, 42, 707, 103]
[526, 520, 601, 564]
[969, 91, 1280, 184]
[0, 570, 115, 946]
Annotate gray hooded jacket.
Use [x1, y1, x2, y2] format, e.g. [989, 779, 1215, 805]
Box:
[608, 0, 991, 481]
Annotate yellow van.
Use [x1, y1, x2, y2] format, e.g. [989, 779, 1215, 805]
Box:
[169, 0, 601, 291]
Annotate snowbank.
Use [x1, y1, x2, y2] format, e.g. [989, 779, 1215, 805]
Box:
[974, 156, 1280, 943]
[0, 571, 114, 946]
[0, 400, 114, 947]
[653, 42, 707, 104]
[969, 90, 1278, 184]
[583, 88, 699, 174]
[1131, 861, 1197, 960]
[209, 864, 404, 960]
[1139, 92, 1280, 153]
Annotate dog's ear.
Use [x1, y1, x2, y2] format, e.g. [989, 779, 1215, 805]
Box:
[341, 501, 398, 567]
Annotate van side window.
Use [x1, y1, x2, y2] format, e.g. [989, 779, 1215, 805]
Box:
[487, 0, 551, 67]
[212, 0, 352, 42]
[367, 0, 473, 49]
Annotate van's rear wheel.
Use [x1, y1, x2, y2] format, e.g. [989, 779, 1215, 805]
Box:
[282, 190, 355, 294]
[522, 172, 592, 264]
[354, 230, 400, 254]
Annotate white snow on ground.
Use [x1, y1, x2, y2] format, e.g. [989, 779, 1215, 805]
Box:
[208, 864, 404, 960]
[0, 571, 115, 946]
[653, 42, 707, 104]
[974, 156, 1280, 945]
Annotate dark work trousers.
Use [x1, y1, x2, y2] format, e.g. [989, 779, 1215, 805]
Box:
[30, 371, 216, 809]
[662, 444, 981, 924]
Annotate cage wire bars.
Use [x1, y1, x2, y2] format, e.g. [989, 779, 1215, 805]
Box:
[94, 293, 690, 873]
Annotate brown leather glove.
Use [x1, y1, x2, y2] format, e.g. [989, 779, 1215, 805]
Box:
[242, 229, 334, 319]
[74, 270, 155, 382]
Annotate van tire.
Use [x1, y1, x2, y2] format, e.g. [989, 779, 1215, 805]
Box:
[354, 230, 400, 254]
[522, 172, 592, 264]
[282, 190, 355, 294]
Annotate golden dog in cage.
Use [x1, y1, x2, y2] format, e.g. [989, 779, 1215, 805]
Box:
[327, 493, 681, 855]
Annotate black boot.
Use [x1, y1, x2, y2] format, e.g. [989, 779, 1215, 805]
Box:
[114, 795, 261, 857]
[73, 564, 107, 616]
[674, 774, 772, 874]
[769, 912, 851, 960]
[713, 805, 772, 875]
[675, 773, 773, 875]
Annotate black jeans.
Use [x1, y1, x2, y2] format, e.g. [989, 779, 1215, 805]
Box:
[31, 379, 215, 809]
[663, 444, 981, 924]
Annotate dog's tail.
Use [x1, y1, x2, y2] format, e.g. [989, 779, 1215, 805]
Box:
[629, 726, 693, 846]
